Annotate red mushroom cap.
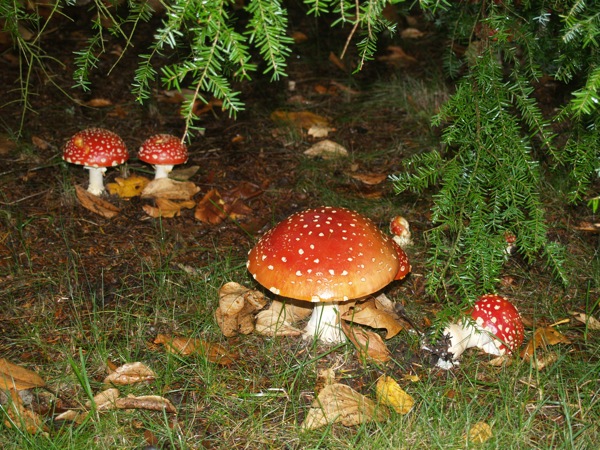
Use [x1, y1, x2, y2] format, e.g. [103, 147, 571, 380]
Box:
[138, 134, 188, 165]
[63, 128, 128, 168]
[470, 294, 525, 354]
[247, 206, 409, 302]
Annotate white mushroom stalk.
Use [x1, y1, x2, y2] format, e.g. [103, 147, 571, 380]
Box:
[152, 163, 175, 180]
[303, 302, 345, 344]
[85, 166, 108, 196]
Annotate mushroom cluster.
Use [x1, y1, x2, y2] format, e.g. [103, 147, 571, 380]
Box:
[429, 294, 525, 369]
[247, 206, 411, 344]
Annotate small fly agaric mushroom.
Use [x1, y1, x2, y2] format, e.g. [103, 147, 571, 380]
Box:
[63, 128, 129, 195]
[138, 134, 188, 179]
[247, 206, 411, 344]
[431, 294, 525, 369]
[390, 215, 413, 248]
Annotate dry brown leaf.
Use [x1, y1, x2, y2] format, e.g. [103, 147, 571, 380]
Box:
[341, 321, 391, 363]
[302, 383, 388, 430]
[530, 352, 559, 371]
[400, 28, 425, 39]
[570, 312, 600, 330]
[254, 310, 303, 337]
[215, 282, 267, 337]
[3, 389, 48, 434]
[143, 198, 196, 218]
[154, 334, 238, 365]
[349, 172, 388, 185]
[307, 124, 335, 138]
[268, 299, 313, 323]
[375, 375, 414, 415]
[141, 178, 200, 200]
[85, 98, 112, 107]
[31, 136, 50, 151]
[328, 51, 348, 72]
[106, 174, 150, 198]
[112, 395, 176, 414]
[270, 110, 330, 129]
[170, 165, 200, 181]
[0, 358, 45, 391]
[195, 189, 229, 224]
[341, 299, 403, 339]
[520, 326, 571, 361]
[468, 421, 493, 444]
[304, 140, 348, 159]
[75, 185, 121, 219]
[486, 354, 512, 367]
[103, 362, 156, 386]
[54, 408, 86, 423]
[573, 221, 600, 232]
[291, 31, 309, 44]
[87, 388, 120, 409]
[377, 45, 418, 66]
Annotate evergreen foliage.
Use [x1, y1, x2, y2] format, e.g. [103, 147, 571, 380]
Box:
[1, 0, 598, 303]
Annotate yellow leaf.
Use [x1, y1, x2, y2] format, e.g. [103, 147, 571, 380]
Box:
[520, 326, 570, 361]
[106, 174, 150, 198]
[376, 375, 414, 415]
[468, 421, 493, 444]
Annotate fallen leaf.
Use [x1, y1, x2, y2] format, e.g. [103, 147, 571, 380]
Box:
[154, 334, 238, 365]
[103, 362, 156, 386]
[143, 197, 196, 218]
[141, 178, 200, 200]
[270, 110, 330, 130]
[377, 45, 417, 66]
[307, 124, 335, 138]
[106, 174, 150, 198]
[195, 185, 258, 224]
[301, 383, 388, 430]
[304, 140, 348, 159]
[31, 136, 50, 151]
[3, 389, 48, 434]
[468, 421, 493, 444]
[215, 282, 268, 337]
[328, 51, 348, 72]
[529, 352, 559, 371]
[111, 395, 176, 414]
[520, 326, 571, 361]
[195, 189, 229, 224]
[341, 321, 391, 363]
[268, 299, 313, 323]
[570, 312, 600, 330]
[75, 185, 121, 219]
[170, 165, 200, 181]
[341, 298, 403, 339]
[85, 98, 112, 107]
[87, 388, 120, 409]
[291, 31, 308, 44]
[254, 309, 303, 337]
[375, 375, 414, 415]
[0, 358, 45, 391]
[400, 28, 425, 39]
[349, 172, 388, 185]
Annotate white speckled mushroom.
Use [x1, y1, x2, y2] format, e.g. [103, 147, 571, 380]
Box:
[63, 128, 129, 195]
[435, 294, 525, 369]
[138, 134, 188, 179]
[246, 206, 411, 344]
[390, 215, 413, 248]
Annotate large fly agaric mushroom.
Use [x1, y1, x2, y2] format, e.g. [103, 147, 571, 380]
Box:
[138, 134, 188, 179]
[431, 294, 525, 369]
[63, 128, 129, 195]
[247, 206, 411, 344]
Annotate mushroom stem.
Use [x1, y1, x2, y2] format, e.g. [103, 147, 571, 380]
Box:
[303, 302, 345, 344]
[85, 166, 107, 195]
[435, 320, 498, 369]
[153, 164, 175, 179]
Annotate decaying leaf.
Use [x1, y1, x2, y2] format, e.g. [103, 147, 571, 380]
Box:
[88, 388, 120, 409]
[254, 309, 303, 337]
[341, 321, 391, 363]
[270, 110, 330, 130]
[75, 185, 121, 219]
[112, 395, 176, 414]
[341, 298, 403, 339]
[520, 326, 571, 361]
[570, 312, 600, 330]
[103, 362, 156, 386]
[143, 198, 196, 218]
[375, 375, 414, 415]
[215, 282, 268, 337]
[349, 172, 388, 185]
[170, 165, 200, 181]
[468, 421, 493, 444]
[529, 352, 559, 371]
[303, 140, 348, 159]
[3, 389, 48, 434]
[268, 299, 313, 323]
[377, 45, 418, 66]
[85, 98, 113, 107]
[307, 124, 335, 138]
[400, 27, 425, 39]
[154, 334, 238, 365]
[106, 174, 150, 198]
[0, 358, 45, 391]
[141, 178, 200, 200]
[302, 383, 388, 430]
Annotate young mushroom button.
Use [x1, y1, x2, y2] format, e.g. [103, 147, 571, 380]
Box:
[63, 128, 129, 196]
[138, 134, 188, 179]
[433, 294, 525, 369]
[246, 206, 411, 344]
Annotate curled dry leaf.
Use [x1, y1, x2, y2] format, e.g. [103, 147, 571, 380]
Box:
[106, 174, 150, 198]
[570, 312, 600, 330]
[349, 172, 388, 185]
[268, 299, 313, 323]
[154, 334, 238, 366]
[341, 298, 403, 339]
[87, 388, 120, 409]
[75, 185, 121, 219]
[303, 139, 348, 159]
[375, 375, 414, 415]
[529, 352, 559, 371]
[103, 362, 156, 386]
[3, 389, 48, 434]
[520, 326, 571, 361]
[143, 198, 196, 218]
[468, 421, 493, 444]
[112, 395, 176, 414]
[141, 178, 200, 200]
[301, 383, 388, 430]
[0, 358, 45, 391]
[341, 321, 391, 364]
[215, 282, 267, 337]
[254, 309, 303, 337]
[195, 186, 257, 224]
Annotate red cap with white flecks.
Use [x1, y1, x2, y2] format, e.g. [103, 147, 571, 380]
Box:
[138, 134, 188, 165]
[63, 128, 128, 168]
[471, 294, 525, 354]
[247, 206, 410, 302]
